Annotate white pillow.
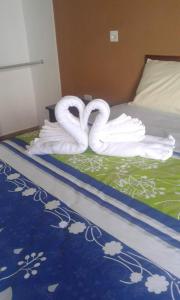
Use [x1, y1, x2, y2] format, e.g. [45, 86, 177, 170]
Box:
[133, 58, 180, 115]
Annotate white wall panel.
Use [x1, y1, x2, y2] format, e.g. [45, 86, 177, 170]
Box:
[0, 0, 38, 135]
[22, 0, 61, 125]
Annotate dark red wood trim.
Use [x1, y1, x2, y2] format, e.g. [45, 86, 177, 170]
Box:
[145, 54, 180, 62]
[0, 126, 39, 141]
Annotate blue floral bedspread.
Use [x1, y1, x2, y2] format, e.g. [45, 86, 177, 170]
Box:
[0, 139, 180, 300]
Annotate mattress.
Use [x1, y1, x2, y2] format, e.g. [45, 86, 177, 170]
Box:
[0, 106, 180, 299]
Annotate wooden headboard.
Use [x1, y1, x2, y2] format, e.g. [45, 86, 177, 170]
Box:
[145, 54, 180, 62]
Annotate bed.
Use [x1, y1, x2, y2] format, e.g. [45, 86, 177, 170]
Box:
[0, 55, 180, 300]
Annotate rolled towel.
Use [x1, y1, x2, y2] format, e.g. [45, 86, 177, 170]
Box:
[89, 140, 174, 161]
[84, 99, 174, 160]
[143, 134, 175, 146]
[27, 96, 88, 155]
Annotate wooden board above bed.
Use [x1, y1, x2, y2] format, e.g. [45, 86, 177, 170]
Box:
[145, 54, 180, 62]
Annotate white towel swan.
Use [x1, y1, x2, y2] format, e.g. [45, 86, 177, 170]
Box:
[83, 99, 174, 160]
[87, 99, 146, 142]
[27, 96, 88, 155]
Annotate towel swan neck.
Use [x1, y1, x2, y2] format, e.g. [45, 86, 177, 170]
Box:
[55, 96, 87, 144]
[82, 99, 111, 152]
[83, 99, 110, 130]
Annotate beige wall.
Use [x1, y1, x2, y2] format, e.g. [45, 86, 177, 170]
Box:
[53, 0, 180, 104]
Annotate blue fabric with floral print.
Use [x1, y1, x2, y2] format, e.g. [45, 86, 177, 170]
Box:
[0, 158, 179, 300]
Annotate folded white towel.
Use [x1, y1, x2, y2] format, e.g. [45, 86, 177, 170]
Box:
[27, 96, 88, 155]
[143, 134, 175, 146]
[39, 120, 74, 141]
[84, 99, 174, 160]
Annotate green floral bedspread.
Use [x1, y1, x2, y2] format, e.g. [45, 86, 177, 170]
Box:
[17, 130, 180, 220]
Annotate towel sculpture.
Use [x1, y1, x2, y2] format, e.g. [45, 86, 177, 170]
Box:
[83, 99, 175, 160]
[27, 96, 175, 160]
[27, 96, 145, 155]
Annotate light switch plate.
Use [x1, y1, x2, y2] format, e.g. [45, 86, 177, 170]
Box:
[110, 30, 119, 42]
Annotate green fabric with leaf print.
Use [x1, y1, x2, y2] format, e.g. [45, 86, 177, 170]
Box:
[17, 130, 180, 220]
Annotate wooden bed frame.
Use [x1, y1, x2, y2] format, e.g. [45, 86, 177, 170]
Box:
[145, 54, 180, 62]
[0, 126, 39, 141]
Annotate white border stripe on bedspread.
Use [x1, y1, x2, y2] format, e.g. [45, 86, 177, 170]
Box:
[5, 140, 180, 243]
[0, 142, 180, 279]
